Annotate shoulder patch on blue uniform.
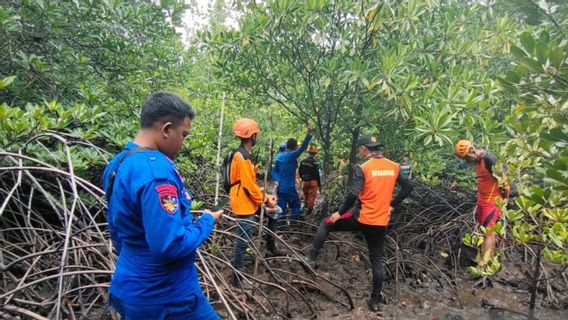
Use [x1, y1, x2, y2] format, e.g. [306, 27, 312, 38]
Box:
[156, 184, 179, 214]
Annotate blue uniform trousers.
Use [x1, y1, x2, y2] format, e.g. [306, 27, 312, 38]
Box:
[109, 293, 219, 320]
[277, 188, 301, 224]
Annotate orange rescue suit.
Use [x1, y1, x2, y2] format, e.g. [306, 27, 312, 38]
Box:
[357, 157, 400, 226]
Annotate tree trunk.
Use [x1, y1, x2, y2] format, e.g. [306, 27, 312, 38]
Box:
[266, 140, 274, 182]
[528, 243, 543, 319]
[319, 135, 332, 218]
[347, 127, 360, 186]
[321, 135, 332, 180]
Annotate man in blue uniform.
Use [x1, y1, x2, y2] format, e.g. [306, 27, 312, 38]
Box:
[102, 92, 222, 319]
[271, 128, 313, 225]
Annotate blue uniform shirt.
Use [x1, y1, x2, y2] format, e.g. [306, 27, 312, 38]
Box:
[272, 134, 312, 191]
[102, 141, 215, 304]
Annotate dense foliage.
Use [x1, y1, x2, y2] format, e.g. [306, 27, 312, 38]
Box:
[206, 0, 517, 183]
[498, 3, 568, 313]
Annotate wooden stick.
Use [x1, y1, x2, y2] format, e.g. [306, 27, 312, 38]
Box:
[253, 138, 273, 277]
[214, 92, 226, 206]
[3, 305, 50, 320]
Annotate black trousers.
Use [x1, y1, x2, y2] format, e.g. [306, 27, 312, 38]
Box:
[310, 215, 386, 296]
[266, 216, 278, 250]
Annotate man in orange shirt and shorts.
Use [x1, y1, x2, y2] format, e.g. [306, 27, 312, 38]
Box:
[455, 140, 510, 268]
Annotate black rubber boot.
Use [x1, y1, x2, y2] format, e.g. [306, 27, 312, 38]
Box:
[266, 247, 285, 257]
[301, 249, 318, 269]
[367, 293, 384, 312]
[266, 242, 285, 257]
[308, 248, 317, 262]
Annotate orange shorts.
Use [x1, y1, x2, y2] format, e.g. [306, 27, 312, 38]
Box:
[475, 200, 501, 228]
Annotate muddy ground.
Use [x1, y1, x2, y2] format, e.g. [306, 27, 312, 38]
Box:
[217, 180, 568, 320]
[4, 172, 565, 320]
[229, 227, 568, 320]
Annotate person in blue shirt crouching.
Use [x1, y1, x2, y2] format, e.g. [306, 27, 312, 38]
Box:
[102, 91, 223, 319]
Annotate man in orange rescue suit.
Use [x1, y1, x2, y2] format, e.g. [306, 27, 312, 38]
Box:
[306, 135, 413, 311]
[455, 139, 509, 268]
[229, 118, 279, 289]
[299, 144, 321, 216]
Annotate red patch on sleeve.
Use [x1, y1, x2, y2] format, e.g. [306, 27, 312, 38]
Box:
[156, 184, 179, 214]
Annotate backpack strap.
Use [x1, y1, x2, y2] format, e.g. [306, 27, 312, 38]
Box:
[227, 146, 250, 191]
[106, 147, 150, 202]
[235, 146, 250, 160]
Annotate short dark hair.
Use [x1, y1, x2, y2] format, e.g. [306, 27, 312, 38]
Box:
[286, 138, 297, 149]
[140, 91, 196, 128]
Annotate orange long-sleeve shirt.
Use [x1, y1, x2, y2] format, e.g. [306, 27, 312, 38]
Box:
[229, 148, 265, 215]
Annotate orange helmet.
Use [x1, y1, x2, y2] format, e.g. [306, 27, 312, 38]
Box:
[233, 118, 260, 138]
[307, 144, 319, 154]
[455, 139, 473, 158]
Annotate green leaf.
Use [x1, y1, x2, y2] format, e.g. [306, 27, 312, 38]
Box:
[0, 76, 17, 90]
[538, 30, 550, 44]
[34, 0, 45, 10]
[542, 127, 567, 144]
[510, 45, 527, 59]
[424, 135, 432, 145]
[506, 209, 522, 222]
[519, 58, 542, 73]
[550, 47, 565, 68]
[547, 233, 563, 248]
[544, 248, 567, 264]
[520, 32, 534, 54]
[545, 169, 568, 187]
